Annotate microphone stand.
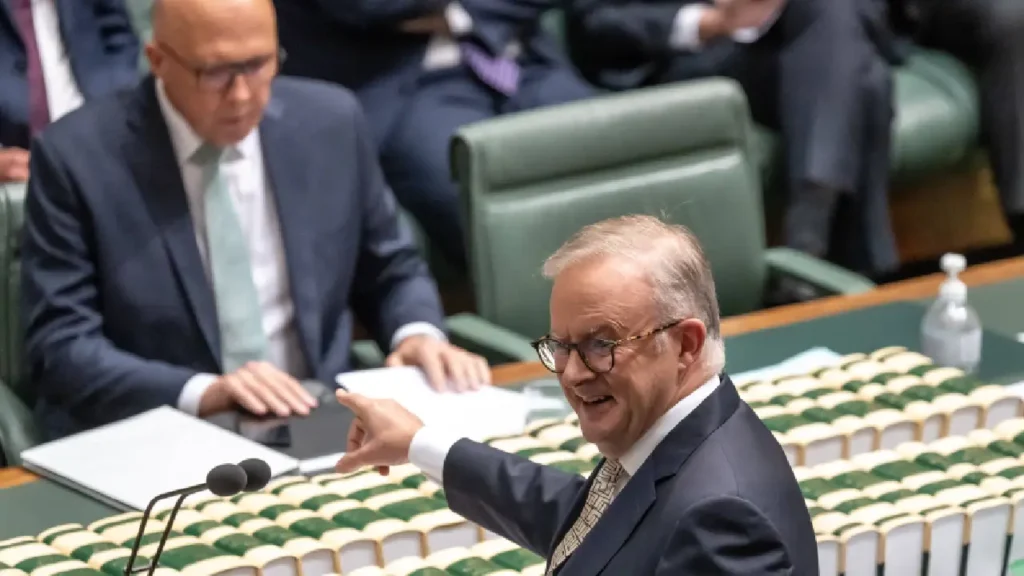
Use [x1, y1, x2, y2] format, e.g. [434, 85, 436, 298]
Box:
[123, 483, 207, 576]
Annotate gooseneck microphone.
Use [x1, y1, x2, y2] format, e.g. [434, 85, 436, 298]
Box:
[238, 458, 272, 492]
[123, 463, 248, 576]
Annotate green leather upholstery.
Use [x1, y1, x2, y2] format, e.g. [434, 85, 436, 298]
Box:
[0, 182, 38, 466]
[126, 0, 153, 72]
[446, 79, 874, 360]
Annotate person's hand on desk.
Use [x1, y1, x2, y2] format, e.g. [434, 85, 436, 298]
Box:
[0, 147, 30, 183]
[386, 334, 491, 392]
[334, 391, 424, 476]
[198, 361, 319, 418]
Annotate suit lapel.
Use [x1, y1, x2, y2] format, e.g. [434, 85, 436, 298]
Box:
[123, 78, 220, 364]
[1, 0, 21, 43]
[555, 375, 742, 575]
[258, 91, 321, 372]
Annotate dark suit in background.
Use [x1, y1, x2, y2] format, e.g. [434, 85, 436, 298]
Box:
[0, 0, 138, 148]
[566, 0, 899, 275]
[20, 77, 446, 438]
[890, 0, 1024, 245]
[273, 0, 594, 271]
[443, 376, 818, 574]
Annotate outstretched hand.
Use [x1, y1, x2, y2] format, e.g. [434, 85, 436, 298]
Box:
[334, 391, 425, 476]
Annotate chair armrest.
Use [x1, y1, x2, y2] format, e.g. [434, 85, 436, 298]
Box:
[446, 313, 537, 365]
[0, 379, 40, 466]
[764, 247, 876, 296]
[350, 340, 387, 370]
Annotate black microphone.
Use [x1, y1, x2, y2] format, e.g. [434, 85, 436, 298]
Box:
[123, 463, 248, 576]
[238, 458, 271, 492]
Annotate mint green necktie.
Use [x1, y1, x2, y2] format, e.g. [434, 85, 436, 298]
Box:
[192, 143, 268, 373]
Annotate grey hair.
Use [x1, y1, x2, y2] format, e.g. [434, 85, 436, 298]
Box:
[542, 215, 726, 373]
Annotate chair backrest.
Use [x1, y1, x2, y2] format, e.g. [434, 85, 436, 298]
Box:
[451, 79, 768, 339]
[0, 182, 27, 403]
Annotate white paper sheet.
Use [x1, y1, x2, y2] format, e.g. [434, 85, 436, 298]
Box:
[731, 347, 843, 385]
[337, 367, 542, 440]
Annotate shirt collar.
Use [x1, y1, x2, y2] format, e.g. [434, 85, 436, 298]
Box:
[155, 79, 260, 166]
[617, 374, 721, 477]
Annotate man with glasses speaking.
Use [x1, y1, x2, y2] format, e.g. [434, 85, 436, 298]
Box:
[334, 215, 818, 575]
[20, 0, 489, 440]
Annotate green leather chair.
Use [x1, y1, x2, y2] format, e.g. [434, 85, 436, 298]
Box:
[438, 79, 875, 362]
[0, 181, 39, 466]
[540, 9, 982, 213]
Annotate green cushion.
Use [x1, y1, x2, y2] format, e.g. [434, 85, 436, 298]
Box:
[0, 182, 25, 400]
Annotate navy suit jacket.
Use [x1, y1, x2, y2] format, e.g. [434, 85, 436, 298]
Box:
[0, 0, 139, 148]
[443, 375, 819, 575]
[273, 0, 568, 144]
[20, 76, 446, 438]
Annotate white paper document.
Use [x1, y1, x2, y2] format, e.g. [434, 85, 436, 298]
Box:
[20, 406, 299, 511]
[337, 367, 536, 440]
[731, 347, 843, 385]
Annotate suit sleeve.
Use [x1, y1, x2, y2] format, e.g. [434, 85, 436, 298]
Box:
[443, 439, 587, 556]
[655, 496, 793, 575]
[345, 100, 446, 352]
[20, 139, 199, 428]
[567, 0, 697, 58]
[304, 0, 450, 27]
[93, 0, 141, 71]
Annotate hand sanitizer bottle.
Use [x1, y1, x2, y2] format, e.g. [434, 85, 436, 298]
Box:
[920, 253, 983, 373]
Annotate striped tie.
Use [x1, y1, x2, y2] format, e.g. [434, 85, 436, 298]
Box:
[546, 459, 625, 575]
[461, 41, 520, 97]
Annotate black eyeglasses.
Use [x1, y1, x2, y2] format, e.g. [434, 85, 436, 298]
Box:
[158, 43, 286, 93]
[532, 321, 680, 374]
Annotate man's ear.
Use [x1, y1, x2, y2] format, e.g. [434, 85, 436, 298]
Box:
[675, 318, 707, 367]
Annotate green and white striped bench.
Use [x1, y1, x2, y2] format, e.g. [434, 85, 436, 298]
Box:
[86, 514, 258, 576]
[185, 495, 339, 575]
[265, 476, 423, 564]
[36, 524, 178, 576]
[422, 547, 519, 576]
[0, 537, 110, 576]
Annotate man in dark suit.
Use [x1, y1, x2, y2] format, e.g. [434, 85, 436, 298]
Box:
[20, 0, 490, 439]
[0, 0, 139, 183]
[272, 0, 595, 271]
[889, 0, 1024, 251]
[334, 215, 818, 575]
[564, 0, 899, 277]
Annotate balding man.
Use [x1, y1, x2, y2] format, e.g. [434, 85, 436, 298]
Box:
[20, 0, 489, 439]
[333, 215, 818, 575]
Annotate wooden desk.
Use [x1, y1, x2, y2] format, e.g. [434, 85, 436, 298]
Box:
[3, 256, 1022, 490]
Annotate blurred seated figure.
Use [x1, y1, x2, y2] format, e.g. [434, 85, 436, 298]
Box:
[0, 0, 140, 183]
[20, 0, 489, 439]
[889, 0, 1024, 252]
[565, 0, 900, 278]
[272, 0, 596, 271]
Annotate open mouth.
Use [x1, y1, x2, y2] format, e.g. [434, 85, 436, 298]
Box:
[581, 396, 613, 406]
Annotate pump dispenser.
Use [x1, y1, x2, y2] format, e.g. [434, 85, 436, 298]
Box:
[921, 253, 982, 373]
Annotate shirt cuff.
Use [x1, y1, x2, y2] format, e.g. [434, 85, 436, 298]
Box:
[177, 373, 219, 416]
[390, 321, 448, 351]
[670, 4, 708, 51]
[445, 2, 472, 36]
[408, 426, 463, 485]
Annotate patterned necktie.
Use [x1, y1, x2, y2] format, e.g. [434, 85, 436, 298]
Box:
[192, 144, 269, 373]
[461, 41, 520, 97]
[546, 459, 626, 575]
[11, 0, 50, 135]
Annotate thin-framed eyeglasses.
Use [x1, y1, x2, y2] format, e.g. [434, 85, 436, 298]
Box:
[532, 320, 681, 374]
[157, 42, 286, 93]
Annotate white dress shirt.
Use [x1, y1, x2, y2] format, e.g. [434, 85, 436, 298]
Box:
[29, 0, 84, 123]
[154, 83, 445, 415]
[409, 375, 722, 496]
[670, 1, 785, 51]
